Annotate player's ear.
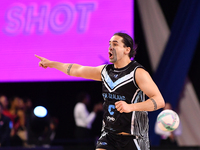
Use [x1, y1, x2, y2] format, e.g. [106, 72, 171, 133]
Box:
[125, 47, 131, 55]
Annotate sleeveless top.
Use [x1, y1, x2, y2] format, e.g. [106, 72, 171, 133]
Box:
[101, 60, 150, 150]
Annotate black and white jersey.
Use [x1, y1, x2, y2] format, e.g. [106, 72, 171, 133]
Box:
[101, 60, 150, 150]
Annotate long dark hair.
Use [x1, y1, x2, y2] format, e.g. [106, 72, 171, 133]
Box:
[114, 32, 137, 58]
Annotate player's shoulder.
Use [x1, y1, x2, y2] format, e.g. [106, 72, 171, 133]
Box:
[97, 64, 106, 69]
[133, 60, 150, 79]
[135, 66, 152, 85]
[96, 64, 107, 72]
[132, 60, 145, 69]
[135, 67, 148, 75]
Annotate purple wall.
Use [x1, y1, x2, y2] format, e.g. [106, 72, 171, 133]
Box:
[0, 0, 133, 82]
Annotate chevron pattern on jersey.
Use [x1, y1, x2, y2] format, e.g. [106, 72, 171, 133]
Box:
[102, 68, 137, 92]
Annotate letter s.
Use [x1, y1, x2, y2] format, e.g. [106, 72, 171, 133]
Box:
[4, 4, 25, 34]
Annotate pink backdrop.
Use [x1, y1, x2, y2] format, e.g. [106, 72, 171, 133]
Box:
[0, 0, 133, 82]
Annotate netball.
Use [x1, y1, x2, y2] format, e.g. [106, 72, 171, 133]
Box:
[157, 109, 180, 132]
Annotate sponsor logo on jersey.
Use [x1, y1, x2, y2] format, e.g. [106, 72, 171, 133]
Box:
[108, 105, 115, 115]
[107, 116, 115, 122]
[114, 74, 118, 78]
[102, 93, 126, 101]
[99, 142, 107, 145]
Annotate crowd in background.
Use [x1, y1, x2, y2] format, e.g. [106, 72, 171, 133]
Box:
[0, 94, 58, 147]
[0, 93, 182, 148]
[0, 93, 103, 148]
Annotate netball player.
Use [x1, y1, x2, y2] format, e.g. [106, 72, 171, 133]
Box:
[35, 32, 165, 150]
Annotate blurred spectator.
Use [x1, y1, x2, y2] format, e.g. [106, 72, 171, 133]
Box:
[24, 97, 33, 114]
[0, 102, 12, 147]
[3, 96, 27, 146]
[74, 92, 103, 139]
[0, 95, 9, 111]
[49, 117, 59, 142]
[155, 102, 182, 147]
[27, 106, 58, 147]
[23, 97, 33, 134]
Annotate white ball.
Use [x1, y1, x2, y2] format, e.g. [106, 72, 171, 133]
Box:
[157, 109, 180, 132]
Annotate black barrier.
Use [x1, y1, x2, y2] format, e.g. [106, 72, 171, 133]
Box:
[62, 146, 200, 150]
[63, 146, 200, 150]
[0, 146, 64, 150]
[151, 147, 200, 150]
[0, 146, 199, 150]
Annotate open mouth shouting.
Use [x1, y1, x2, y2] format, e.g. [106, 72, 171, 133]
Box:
[109, 49, 117, 63]
[109, 51, 113, 59]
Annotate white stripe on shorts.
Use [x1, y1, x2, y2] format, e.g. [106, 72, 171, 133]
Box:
[133, 139, 141, 150]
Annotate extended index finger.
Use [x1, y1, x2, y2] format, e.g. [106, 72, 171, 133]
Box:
[35, 54, 44, 61]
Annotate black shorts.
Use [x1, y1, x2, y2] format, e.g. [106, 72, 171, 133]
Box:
[96, 131, 139, 150]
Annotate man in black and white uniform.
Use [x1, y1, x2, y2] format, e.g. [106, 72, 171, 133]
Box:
[35, 32, 165, 150]
[98, 59, 150, 150]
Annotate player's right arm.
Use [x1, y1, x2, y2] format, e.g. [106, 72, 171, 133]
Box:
[35, 55, 104, 81]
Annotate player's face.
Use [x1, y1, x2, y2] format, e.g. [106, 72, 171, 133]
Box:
[108, 35, 127, 63]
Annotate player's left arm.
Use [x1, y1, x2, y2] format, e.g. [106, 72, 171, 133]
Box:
[115, 68, 165, 113]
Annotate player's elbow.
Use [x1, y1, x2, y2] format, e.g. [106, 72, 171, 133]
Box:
[158, 98, 165, 109]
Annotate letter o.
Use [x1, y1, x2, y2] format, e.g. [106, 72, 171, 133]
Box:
[49, 4, 73, 33]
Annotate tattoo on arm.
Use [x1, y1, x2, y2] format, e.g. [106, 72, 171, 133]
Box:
[150, 98, 157, 110]
[67, 64, 73, 75]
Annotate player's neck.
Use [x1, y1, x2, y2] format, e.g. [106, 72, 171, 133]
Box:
[114, 59, 131, 69]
